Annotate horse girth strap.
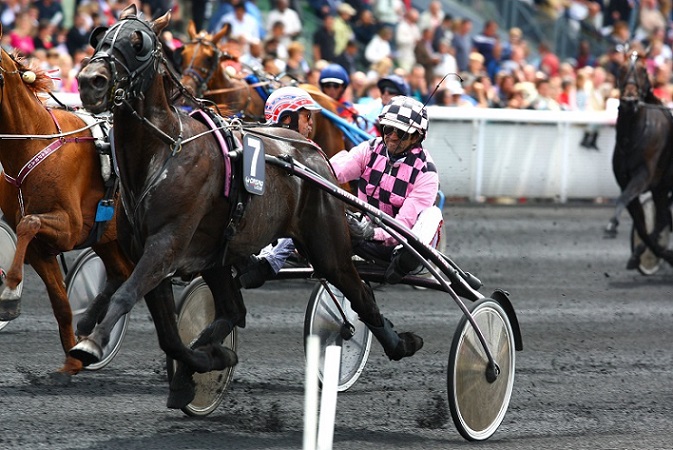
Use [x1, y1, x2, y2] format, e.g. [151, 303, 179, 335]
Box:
[3, 136, 96, 188]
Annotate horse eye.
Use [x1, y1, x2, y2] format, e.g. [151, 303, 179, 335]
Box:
[135, 31, 153, 57]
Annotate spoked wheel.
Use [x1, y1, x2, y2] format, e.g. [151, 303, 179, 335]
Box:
[65, 249, 129, 370]
[631, 193, 670, 276]
[447, 298, 516, 441]
[304, 281, 372, 392]
[0, 220, 17, 332]
[167, 277, 237, 417]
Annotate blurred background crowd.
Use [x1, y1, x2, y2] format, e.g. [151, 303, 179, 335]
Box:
[1, 0, 672, 113]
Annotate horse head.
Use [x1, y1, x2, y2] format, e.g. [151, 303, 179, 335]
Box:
[78, 4, 170, 113]
[175, 21, 233, 98]
[0, 43, 53, 109]
[617, 51, 652, 105]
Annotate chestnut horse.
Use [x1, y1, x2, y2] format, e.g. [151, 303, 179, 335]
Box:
[75, 5, 422, 409]
[605, 51, 673, 269]
[0, 44, 133, 379]
[177, 21, 266, 120]
[175, 21, 351, 158]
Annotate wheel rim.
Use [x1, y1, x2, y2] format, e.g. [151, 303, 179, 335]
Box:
[174, 279, 236, 416]
[448, 299, 515, 441]
[306, 282, 371, 392]
[0, 221, 16, 332]
[66, 250, 129, 370]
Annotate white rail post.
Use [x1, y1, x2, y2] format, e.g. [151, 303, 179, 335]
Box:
[303, 335, 320, 450]
[316, 345, 341, 450]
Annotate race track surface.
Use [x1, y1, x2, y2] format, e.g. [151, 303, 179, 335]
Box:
[1, 204, 673, 450]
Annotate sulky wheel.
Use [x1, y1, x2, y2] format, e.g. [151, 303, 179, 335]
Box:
[167, 277, 237, 417]
[447, 298, 516, 441]
[630, 193, 670, 276]
[304, 281, 372, 392]
[0, 219, 17, 332]
[65, 248, 129, 370]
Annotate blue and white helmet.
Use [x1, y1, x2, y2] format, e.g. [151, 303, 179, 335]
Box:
[319, 63, 350, 87]
[377, 75, 410, 96]
[378, 96, 428, 134]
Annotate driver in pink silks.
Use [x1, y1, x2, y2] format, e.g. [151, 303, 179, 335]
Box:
[331, 95, 442, 283]
[239, 95, 442, 287]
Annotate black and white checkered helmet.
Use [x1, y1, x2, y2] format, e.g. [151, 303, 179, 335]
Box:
[378, 96, 429, 134]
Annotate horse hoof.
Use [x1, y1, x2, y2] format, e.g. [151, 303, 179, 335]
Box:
[167, 369, 196, 409]
[385, 332, 424, 361]
[208, 345, 238, 372]
[0, 298, 21, 321]
[626, 256, 640, 270]
[69, 339, 103, 366]
[397, 331, 424, 360]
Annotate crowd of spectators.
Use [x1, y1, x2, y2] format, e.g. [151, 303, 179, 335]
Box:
[4, 0, 673, 115]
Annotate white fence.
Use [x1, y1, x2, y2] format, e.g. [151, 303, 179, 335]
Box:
[49, 93, 622, 202]
[425, 106, 621, 202]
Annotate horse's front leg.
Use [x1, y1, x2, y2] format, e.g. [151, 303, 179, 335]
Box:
[75, 241, 134, 336]
[69, 246, 170, 365]
[626, 195, 664, 269]
[167, 266, 242, 409]
[0, 215, 40, 321]
[606, 169, 649, 238]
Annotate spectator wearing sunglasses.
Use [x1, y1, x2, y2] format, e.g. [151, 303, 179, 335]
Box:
[361, 74, 411, 136]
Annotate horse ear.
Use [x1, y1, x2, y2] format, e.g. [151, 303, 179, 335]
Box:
[152, 10, 171, 34]
[120, 3, 138, 19]
[213, 23, 230, 45]
[89, 26, 108, 49]
[187, 20, 197, 39]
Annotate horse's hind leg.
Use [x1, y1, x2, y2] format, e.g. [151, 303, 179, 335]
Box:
[167, 266, 242, 409]
[0, 215, 40, 320]
[305, 236, 423, 361]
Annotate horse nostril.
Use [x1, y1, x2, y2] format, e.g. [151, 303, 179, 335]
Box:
[93, 74, 111, 91]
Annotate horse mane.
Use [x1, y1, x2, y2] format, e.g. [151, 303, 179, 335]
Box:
[9, 51, 54, 95]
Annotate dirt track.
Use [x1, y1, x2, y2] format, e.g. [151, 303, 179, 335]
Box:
[2, 204, 673, 450]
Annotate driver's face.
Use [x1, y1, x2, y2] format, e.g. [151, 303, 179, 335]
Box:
[297, 109, 314, 138]
[382, 125, 416, 154]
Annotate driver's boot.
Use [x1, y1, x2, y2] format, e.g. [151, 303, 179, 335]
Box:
[365, 314, 423, 361]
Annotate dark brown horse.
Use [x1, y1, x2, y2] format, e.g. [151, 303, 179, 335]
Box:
[605, 51, 673, 269]
[0, 41, 133, 378]
[74, 5, 421, 409]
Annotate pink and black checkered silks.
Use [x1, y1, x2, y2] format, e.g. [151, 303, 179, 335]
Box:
[357, 138, 437, 216]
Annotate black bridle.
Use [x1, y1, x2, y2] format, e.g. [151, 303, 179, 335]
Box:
[619, 51, 648, 104]
[88, 15, 162, 107]
[180, 37, 222, 97]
